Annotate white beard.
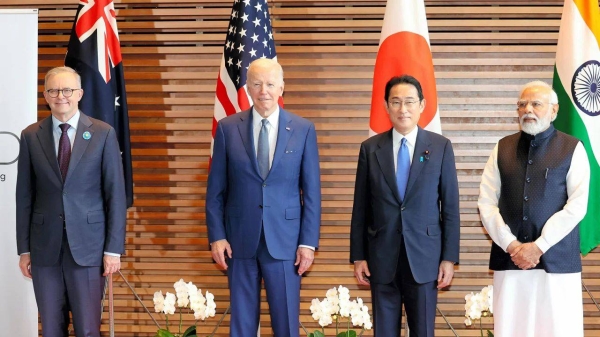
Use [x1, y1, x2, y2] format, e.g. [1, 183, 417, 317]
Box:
[520, 113, 552, 135]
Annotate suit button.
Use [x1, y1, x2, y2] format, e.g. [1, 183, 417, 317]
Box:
[524, 236, 529, 240]
[262, 184, 267, 187]
[528, 160, 533, 165]
[523, 216, 528, 221]
[59, 215, 63, 219]
[526, 177, 531, 183]
[524, 196, 529, 201]
[397, 229, 401, 233]
[63, 192, 67, 196]
[259, 205, 263, 209]
[401, 207, 406, 211]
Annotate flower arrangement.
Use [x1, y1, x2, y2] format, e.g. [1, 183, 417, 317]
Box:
[308, 285, 372, 337]
[464, 285, 494, 337]
[153, 279, 217, 337]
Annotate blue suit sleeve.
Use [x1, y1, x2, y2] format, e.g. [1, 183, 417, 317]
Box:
[439, 139, 460, 263]
[298, 123, 321, 248]
[206, 122, 228, 244]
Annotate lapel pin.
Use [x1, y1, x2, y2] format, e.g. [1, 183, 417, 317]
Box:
[285, 126, 291, 131]
[83, 131, 91, 140]
[423, 150, 430, 161]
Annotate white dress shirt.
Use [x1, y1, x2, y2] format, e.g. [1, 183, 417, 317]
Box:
[478, 141, 590, 253]
[392, 126, 418, 172]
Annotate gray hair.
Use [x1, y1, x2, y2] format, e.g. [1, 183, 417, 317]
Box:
[44, 66, 82, 89]
[519, 80, 559, 104]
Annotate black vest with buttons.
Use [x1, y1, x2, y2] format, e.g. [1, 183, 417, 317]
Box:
[489, 125, 581, 273]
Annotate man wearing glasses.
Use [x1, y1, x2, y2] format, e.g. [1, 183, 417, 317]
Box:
[350, 75, 460, 336]
[16, 66, 126, 337]
[478, 81, 589, 336]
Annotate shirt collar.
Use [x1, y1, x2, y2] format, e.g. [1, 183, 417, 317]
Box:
[252, 106, 280, 128]
[52, 110, 80, 131]
[392, 125, 419, 146]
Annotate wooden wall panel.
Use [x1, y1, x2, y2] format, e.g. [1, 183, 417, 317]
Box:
[2, 0, 599, 335]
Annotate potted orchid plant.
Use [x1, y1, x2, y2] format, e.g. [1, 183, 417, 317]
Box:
[307, 285, 372, 337]
[152, 279, 217, 337]
[464, 285, 494, 337]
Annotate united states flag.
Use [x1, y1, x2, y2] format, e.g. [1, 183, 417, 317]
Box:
[212, 0, 279, 156]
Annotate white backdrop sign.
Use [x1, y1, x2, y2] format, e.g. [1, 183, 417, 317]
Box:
[0, 9, 39, 335]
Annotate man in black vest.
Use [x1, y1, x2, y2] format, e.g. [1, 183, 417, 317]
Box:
[478, 81, 589, 337]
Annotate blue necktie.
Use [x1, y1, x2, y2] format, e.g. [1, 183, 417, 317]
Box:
[257, 119, 270, 179]
[396, 138, 410, 200]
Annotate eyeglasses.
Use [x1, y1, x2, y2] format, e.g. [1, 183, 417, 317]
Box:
[517, 100, 553, 111]
[388, 99, 420, 109]
[45, 88, 81, 98]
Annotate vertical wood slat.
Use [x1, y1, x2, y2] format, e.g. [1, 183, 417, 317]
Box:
[2, 0, 598, 335]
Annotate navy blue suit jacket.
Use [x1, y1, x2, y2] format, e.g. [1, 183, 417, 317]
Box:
[350, 127, 460, 284]
[16, 113, 127, 267]
[206, 108, 321, 260]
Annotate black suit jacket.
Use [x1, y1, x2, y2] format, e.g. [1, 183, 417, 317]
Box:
[350, 127, 460, 284]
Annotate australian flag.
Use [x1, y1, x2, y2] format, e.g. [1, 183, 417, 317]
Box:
[65, 0, 133, 207]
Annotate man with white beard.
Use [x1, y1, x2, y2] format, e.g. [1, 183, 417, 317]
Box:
[478, 81, 589, 336]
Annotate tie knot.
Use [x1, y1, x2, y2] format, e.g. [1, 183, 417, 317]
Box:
[401, 138, 407, 146]
[261, 119, 269, 127]
[59, 123, 70, 133]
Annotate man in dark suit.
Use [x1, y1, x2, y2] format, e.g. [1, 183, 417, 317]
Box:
[16, 66, 126, 337]
[350, 75, 460, 336]
[206, 58, 321, 336]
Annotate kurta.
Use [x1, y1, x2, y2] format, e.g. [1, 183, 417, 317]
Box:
[478, 134, 589, 337]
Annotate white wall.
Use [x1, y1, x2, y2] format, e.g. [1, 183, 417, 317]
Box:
[0, 9, 39, 335]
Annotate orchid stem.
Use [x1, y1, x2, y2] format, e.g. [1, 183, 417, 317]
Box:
[179, 308, 183, 335]
[479, 318, 484, 337]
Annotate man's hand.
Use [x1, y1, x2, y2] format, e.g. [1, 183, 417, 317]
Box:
[295, 247, 315, 275]
[19, 254, 32, 279]
[506, 240, 522, 255]
[103, 255, 121, 276]
[354, 260, 371, 286]
[211, 239, 232, 270]
[437, 260, 455, 289]
[511, 242, 542, 270]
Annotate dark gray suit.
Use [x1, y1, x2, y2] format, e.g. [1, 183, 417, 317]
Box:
[16, 112, 126, 337]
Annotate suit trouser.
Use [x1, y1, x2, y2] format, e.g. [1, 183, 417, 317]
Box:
[31, 229, 104, 337]
[228, 231, 301, 337]
[371, 238, 437, 337]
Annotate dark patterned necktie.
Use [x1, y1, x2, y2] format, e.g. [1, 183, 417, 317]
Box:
[57, 123, 71, 183]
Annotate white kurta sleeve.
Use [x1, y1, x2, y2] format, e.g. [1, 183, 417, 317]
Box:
[478, 144, 518, 251]
[534, 142, 590, 253]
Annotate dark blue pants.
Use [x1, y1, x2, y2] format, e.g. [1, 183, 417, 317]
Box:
[228, 232, 301, 337]
[371, 239, 437, 337]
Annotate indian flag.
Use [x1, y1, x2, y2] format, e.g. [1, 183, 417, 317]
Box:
[369, 0, 440, 136]
[553, 0, 600, 254]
